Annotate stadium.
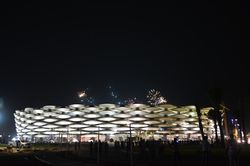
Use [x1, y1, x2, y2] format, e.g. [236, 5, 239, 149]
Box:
[14, 104, 216, 142]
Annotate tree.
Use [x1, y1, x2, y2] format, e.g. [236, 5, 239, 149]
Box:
[239, 96, 248, 144]
[196, 106, 205, 140]
[208, 88, 225, 147]
[217, 110, 225, 146]
[208, 109, 219, 143]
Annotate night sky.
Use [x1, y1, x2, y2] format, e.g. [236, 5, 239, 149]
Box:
[0, 1, 249, 135]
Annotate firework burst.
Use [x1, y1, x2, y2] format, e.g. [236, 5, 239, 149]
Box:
[146, 89, 167, 106]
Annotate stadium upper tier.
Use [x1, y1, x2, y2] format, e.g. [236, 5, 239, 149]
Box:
[14, 104, 215, 140]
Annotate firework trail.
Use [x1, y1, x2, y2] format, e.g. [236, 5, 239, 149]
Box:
[77, 89, 95, 105]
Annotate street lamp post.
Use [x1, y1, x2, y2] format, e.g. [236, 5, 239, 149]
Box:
[97, 127, 100, 165]
[67, 126, 69, 151]
[129, 123, 133, 166]
[79, 129, 81, 150]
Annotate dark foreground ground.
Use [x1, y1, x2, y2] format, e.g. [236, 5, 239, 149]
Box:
[1, 143, 250, 166]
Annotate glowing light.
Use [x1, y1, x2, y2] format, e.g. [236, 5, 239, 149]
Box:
[84, 114, 100, 118]
[78, 91, 87, 98]
[69, 117, 85, 122]
[83, 120, 102, 125]
[98, 124, 117, 128]
[129, 117, 147, 121]
[44, 131, 59, 135]
[98, 117, 116, 121]
[43, 118, 58, 123]
[72, 138, 79, 142]
[58, 115, 70, 119]
[83, 127, 102, 131]
[33, 122, 46, 126]
[55, 121, 72, 125]
[69, 124, 88, 128]
[34, 128, 50, 132]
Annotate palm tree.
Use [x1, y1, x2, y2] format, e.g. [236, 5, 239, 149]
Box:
[208, 88, 225, 147]
[217, 110, 225, 146]
[196, 106, 205, 140]
[208, 108, 219, 143]
[239, 96, 248, 144]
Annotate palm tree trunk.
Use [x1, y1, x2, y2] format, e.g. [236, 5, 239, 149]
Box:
[197, 108, 204, 140]
[213, 119, 219, 144]
[208, 87, 223, 145]
[240, 97, 248, 144]
[217, 118, 225, 147]
[239, 123, 243, 142]
[242, 118, 247, 144]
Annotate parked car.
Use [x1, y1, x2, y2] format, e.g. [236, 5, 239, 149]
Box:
[8, 140, 31, 148]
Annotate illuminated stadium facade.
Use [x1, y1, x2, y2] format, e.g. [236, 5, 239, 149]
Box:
[14, 104, 217, 142]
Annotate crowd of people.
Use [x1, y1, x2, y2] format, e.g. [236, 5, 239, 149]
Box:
[86, 135, 240, 166]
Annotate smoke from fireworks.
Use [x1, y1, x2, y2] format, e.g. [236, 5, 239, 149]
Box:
[107, 85, 137, 105]
[146, 89, 167, 106]
[126, 97, 137, 105]
[77, 86, 168, 106]
[107, 85, 118, 102]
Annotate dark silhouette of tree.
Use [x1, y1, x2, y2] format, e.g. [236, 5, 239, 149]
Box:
[234, 87, 249, 144]
[196, 106, 205, 140]
[208, 88, 225, 147]
[235, 109, 243, 142]
[217, 110, 225, 147]
[239, 96, 248, 144]
[208, 108, 219, 143]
